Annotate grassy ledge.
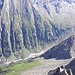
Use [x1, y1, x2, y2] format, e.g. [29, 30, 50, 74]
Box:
[0, 59, 40, 75]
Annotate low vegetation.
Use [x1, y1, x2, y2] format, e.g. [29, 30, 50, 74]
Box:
[0, 59, 40, 75]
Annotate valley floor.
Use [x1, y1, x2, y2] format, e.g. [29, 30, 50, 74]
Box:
[20, 58, 72, 75]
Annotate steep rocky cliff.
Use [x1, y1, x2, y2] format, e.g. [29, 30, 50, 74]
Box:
[0, 0, 74, 61]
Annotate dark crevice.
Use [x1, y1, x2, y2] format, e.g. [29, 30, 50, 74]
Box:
[1, 22, 11, 58]
[10, 20, 15, 53]
[22, 24, 27, 47]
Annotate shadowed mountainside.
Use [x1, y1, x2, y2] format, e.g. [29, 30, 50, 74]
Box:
[66, 58, 75, 75]
[41, 35, 75, 59]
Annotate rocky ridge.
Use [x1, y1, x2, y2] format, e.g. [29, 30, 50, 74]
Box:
[48, 66, 73, 75]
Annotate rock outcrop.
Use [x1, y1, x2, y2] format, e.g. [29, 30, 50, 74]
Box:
[48, 66, 73, 75]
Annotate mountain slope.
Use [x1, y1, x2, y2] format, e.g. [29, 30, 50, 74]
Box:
[0, 0, 75, 62]
[41, 35, 75, 59]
